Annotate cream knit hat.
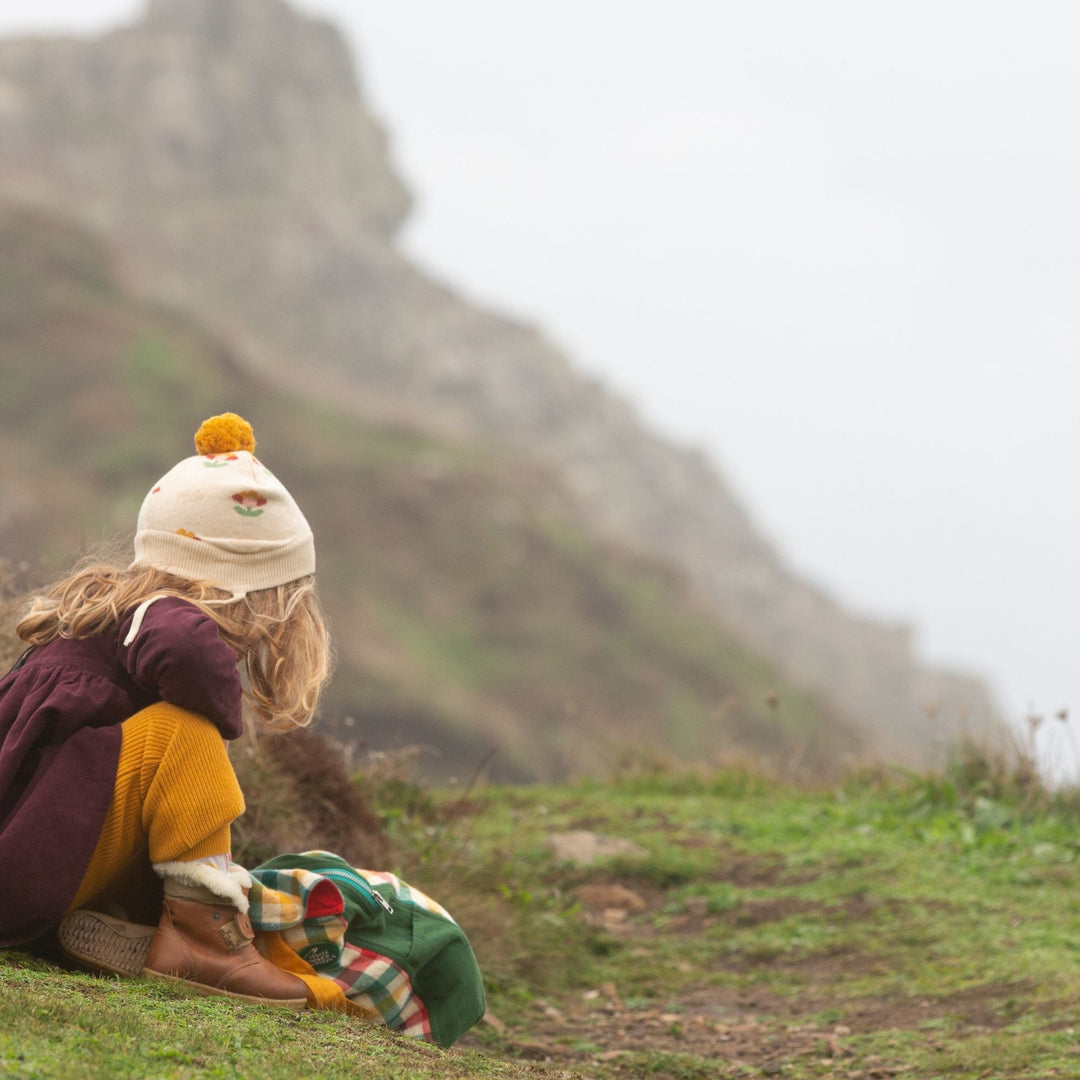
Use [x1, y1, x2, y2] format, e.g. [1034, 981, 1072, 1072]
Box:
[132, 413, 316, 598]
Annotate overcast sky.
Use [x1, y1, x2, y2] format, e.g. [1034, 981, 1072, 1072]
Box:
[3, 1, 1079, 773]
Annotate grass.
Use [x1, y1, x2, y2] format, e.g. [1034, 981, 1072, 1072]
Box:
[401, 750, 1080, 1077]
[0, 955, 546, 1080]
[7, 749, 1080, 1077]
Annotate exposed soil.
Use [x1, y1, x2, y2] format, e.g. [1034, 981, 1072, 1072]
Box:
[460, 854, 1045, 1078]
[465, 963, 1036, 1078]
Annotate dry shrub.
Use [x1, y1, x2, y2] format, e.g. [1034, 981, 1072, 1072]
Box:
[945, 733, 1043, 805]
[944, 720, 1080, 816]
[231, 727, 391, 868]
[267, 727, 391, 864]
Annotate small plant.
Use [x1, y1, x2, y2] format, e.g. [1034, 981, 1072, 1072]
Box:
[939, 722, 1080, 820]
[354, 745, 439, 826]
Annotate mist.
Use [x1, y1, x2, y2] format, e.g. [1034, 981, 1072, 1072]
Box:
[2, 0, 1078, 772]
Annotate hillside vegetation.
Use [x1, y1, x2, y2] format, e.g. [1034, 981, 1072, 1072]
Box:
[0, 204, 859, 782]
[0, 0, 1003, 765]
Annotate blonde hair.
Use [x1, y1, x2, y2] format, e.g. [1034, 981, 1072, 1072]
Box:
[17, 562, 333, 731]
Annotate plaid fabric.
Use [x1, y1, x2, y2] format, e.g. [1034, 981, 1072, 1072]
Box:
[249, 867, 349, 968]
[249, 865, 432, 1038]
[250, 852, 485, 1048]
[319, 941, 432, 1040]
[249, 866, 344, 927]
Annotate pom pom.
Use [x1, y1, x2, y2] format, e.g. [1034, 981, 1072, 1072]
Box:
[194, 413, 256, 456]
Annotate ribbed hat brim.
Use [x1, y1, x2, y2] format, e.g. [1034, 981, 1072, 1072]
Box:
[133, 529, 316, 598]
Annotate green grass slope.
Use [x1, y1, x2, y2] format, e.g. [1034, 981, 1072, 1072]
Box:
[5, 755, 1080, 1079]
[0, 203, 859, 781]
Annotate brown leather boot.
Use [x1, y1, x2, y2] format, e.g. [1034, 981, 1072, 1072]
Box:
[143, 862, 307, 1009]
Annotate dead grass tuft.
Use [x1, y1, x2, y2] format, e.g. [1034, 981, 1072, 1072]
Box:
[232, 726, 392, 868]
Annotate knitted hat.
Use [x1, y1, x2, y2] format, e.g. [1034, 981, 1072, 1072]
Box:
[132, 413, 316, 598]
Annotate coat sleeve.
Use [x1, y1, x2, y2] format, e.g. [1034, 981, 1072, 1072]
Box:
[120, 597, 245, 739]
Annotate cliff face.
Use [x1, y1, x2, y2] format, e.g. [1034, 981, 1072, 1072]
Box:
[0, 205, 868, 782]
[0, 0, 999, 762]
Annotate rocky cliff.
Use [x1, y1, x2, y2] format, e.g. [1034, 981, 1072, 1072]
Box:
[0, 0, 999, 762]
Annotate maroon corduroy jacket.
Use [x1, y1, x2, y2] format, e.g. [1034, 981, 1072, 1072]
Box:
[0, 596, 244, 946]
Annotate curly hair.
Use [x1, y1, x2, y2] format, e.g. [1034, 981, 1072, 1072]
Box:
[16, 562, 333, 731]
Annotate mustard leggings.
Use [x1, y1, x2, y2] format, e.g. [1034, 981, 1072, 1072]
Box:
[67, 703, 245, 920]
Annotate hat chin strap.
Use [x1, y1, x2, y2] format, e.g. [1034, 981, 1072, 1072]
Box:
[122, 596, 168, 647]
[122, 589, 250, 649]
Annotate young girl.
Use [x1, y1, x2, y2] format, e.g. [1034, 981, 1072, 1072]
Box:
[0, 413, 332, 1007]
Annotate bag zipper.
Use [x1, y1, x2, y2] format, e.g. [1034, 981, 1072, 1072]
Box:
[320, 867, 395, 916]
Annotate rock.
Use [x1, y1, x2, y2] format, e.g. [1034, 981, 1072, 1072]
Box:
[513, 1040, 558, 1061]
[547, 831, 648, 865]
[481, 1011, 507, 1035]
[573, 883, 648, 914]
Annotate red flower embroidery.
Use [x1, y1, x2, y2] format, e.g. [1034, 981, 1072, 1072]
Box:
[232, 490, 268, 517]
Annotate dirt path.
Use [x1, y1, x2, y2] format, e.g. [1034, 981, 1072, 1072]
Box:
[458, 851, 1038, 1079]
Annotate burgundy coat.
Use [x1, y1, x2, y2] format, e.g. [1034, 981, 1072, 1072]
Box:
[0, 597, 244, 946]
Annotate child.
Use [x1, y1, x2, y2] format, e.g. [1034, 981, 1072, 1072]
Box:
[0, 413, 332, 1007]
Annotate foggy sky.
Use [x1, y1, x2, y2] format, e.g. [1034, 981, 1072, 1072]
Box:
[3, 1, 1078, 773]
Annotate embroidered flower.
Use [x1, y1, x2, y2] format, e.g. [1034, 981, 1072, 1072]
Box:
[232, 490, 268, 517]
[203, 452, 240, 469]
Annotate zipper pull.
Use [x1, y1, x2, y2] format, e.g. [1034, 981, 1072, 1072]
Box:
[321, 867, 396, 917]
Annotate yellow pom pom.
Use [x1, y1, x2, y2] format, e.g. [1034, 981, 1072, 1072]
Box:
[194, 413, 256, 456]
